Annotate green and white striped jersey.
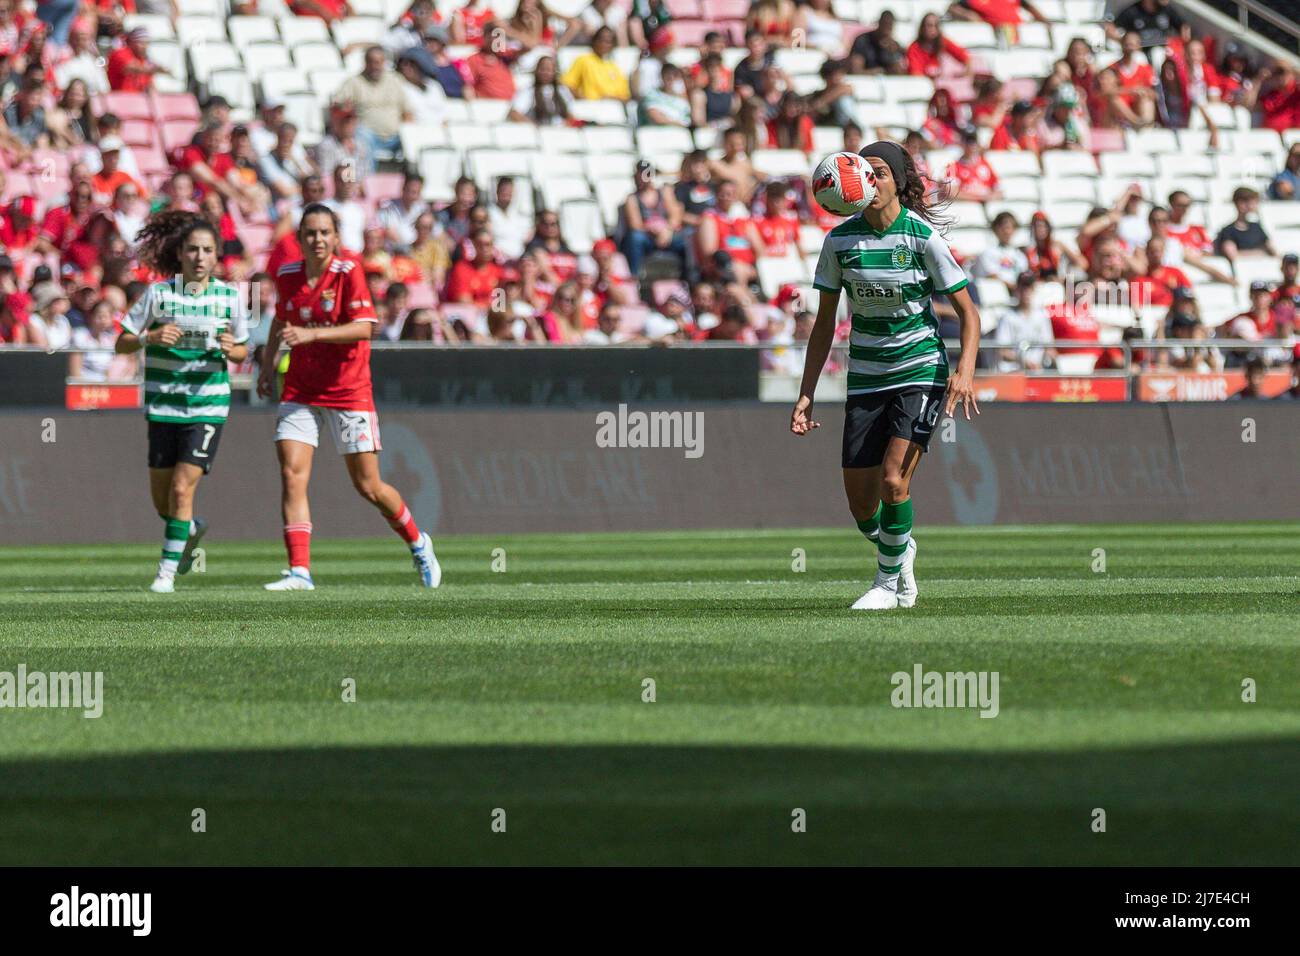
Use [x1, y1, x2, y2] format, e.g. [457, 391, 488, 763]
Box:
[812, 207, 968, 395]
[121, 278, 250, 424]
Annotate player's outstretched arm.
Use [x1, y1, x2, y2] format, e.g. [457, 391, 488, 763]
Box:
[791, 289, 839, 436]
[944, 286, 982, 422]
[256, 319, 285, 398]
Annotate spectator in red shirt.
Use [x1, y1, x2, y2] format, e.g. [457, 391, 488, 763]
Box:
[921, 88, 968, 148]
[1228, 281, 1287, 342]
[906, 13, 970, 79]
[178, 122, 266, 219]
[466, 30, 516, 100]
[697, 178, 765, 290]
[451, 0, 497, 46]
[1103, 30, 1157, 127]
[1254, 61, 1300, 133]
[989, 99, 1042, 151]
[106, 28, 168, 93]
[90, 137, 149, 205]
[755, 181, 803, 259]
[289, 0, 352, 22]
[1164, 190, 1213, 255]
[36, 178, 94, 257]
[0, 196, 40, 253]
[945, 132, 1002, 202]
[1130, 237, 1191, 308]
[444, 229, 503, 306]
[949, 0, 1053, 44]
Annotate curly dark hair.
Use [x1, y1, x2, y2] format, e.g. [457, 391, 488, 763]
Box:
[134, 210, 219, 276]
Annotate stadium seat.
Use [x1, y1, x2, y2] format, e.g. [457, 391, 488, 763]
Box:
[417, 150, 461, 202]
[97, 92, 152, 120]
[332, 17, 386, 50]
[468, 99, 512, 126]
[538, 126, 586, 154]
[985, 201, 1040, 226]
[243, 43, 293, 82]
[1159, 154, 1216, 180]
[228, 16, 278, 50]
[1041, 152, 1098, 179]
[446, 123, 494, 151]
[846, 75, 883, 102]
[756, 255, 809, 298]
[466, 149, 533, 186]
[560, 199, 605, 254]
[986, 151, 1041, 179]
[880, 76, 934, 104]
[637, 126, 694, 156]
[1260, 202, 1300, 232]
[190, 41, 243, 86]
[998, 177, 1041, 202]
[177, 16, 227, 47]
[123, 14, 176, 40]
[207, 70, 256, 111]
[540, 176, 593, 211]
[774, 48, 827, 76]
[277, 14, 331, 47]
[292, 43, 345, 75]
[152, 92, 201, 122]
[260, 68, 311, 102]
[1100, 151, 1155, 180]
[1049, 177, 1100, 203]
[812, 127, 844, 154]
[701, 0, 750, 19]
[1128, 128, 1180, 155]
[1040, 201, 1092, 229]
[570, 100, 631, 125]
[593, 177, 631, 229]
[582, 127, 635, 156]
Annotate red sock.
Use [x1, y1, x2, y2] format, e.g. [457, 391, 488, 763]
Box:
[284, 522, 312, 569]
[385, 502, 421, 545]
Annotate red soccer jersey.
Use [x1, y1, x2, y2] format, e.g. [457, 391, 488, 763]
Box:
[275, 255, 378, 411]
[1166, 222, 1212, 255]
[756, 214, 799, 258]
[966, 0, 1022, 27]
[106, 47, 152, 92]
[458, 5, 496, 45]
[946, 157, 999, 201]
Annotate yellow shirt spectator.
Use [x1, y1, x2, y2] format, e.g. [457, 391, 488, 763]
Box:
[562, 52, 630, 101]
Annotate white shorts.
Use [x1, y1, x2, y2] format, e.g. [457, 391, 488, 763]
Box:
[274, 402, 383, 455]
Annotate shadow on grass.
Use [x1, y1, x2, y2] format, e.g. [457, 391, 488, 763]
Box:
[2, 739, 1297, 865]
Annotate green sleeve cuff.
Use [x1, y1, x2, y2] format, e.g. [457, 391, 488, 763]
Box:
[937, 278, 969, 295]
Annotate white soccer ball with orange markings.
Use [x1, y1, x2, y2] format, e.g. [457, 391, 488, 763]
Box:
[811, 151, 878, 216]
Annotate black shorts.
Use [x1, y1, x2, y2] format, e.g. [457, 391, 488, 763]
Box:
[842, 383, 947, 469]
[147, 421, 224, 474]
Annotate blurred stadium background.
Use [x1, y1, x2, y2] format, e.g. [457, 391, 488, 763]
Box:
[0, 0, 1295, 409]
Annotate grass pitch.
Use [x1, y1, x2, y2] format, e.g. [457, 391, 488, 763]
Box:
[1, 523, 1297, 866]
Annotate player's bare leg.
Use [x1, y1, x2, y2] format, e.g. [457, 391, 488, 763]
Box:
[149, 463, 202, 593]
[345, 451, 441, 588]
[266, 439, 316, 590]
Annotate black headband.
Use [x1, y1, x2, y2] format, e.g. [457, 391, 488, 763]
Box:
[859, 141, 908, 190]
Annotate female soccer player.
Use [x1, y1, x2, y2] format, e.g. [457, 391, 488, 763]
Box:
[791, 141, 981, 610]
[257, 203, 440, 591]
[115, 211, 250, 593]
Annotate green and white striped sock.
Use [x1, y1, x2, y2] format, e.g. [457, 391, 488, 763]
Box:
[877, 498, 913, 577]
[856, 502, 882, 544]
[158, 516, 189, 579]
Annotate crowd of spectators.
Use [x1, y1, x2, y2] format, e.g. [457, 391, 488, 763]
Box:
[0, 0, 1295, 395]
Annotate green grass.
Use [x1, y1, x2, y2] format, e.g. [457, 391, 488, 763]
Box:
[1, 523, 1297, 865]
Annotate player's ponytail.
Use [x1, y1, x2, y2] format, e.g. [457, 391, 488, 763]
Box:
[896, 147, 954, 233]
[136, 210, 218, 276]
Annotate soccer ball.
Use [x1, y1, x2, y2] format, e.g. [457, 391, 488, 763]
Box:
[812, 151, 877, 216]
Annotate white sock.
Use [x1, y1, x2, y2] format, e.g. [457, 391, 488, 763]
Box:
[290, 565, 311, 578]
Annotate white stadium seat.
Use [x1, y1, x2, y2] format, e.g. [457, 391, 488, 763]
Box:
[560, 199, 606, 253]
[278, 15, 331, 48]
[292, 43, 345, 74]
[539, 126, 586, 154]
[190, 41, 242, 85]
[177, 16, 227, 47]
[986, 151, 1041, 178]
[228, 16, 278, 51]
[751, 149, 811, 178]
[1042, 152, 1098, 179]
[242, 42, 292, 82]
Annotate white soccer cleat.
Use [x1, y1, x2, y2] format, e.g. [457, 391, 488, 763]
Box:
[264, 569, 315, 591]
[411, 532, 441, 588]
[177, 516, 207, 575]
[897, 538, 918, 608]
[851, 570, 899, 610]
[149, 576, 175, 594]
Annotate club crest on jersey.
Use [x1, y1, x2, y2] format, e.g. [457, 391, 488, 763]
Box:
[299, 306, 311, 319]
[892, 247, 913, 269]
[320, 290, 336, 312]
